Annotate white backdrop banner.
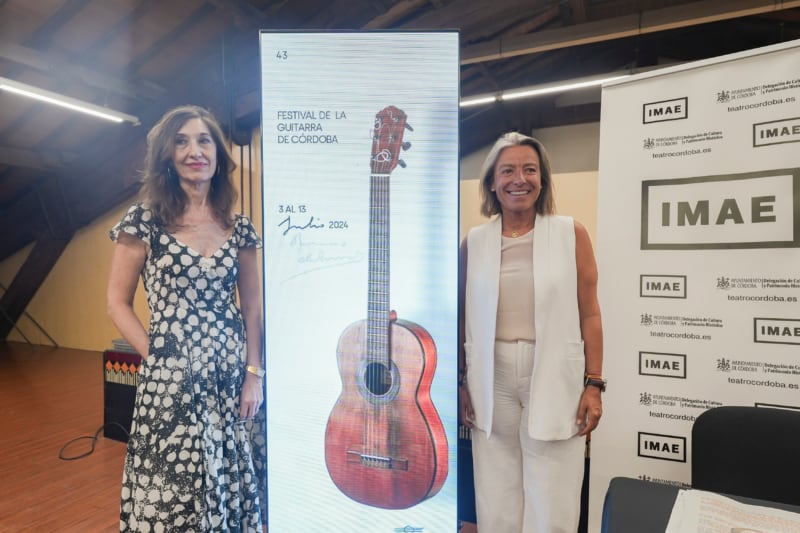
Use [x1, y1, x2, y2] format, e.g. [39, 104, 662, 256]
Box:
[591, 40, 800, 530]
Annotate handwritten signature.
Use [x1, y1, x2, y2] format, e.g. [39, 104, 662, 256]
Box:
[289, 233, 345, 248]
[278, 215, 324, 236]
[280, 232, 363, 282]
[281, 248, 363, 282]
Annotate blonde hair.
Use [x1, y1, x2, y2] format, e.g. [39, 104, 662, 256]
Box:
[478, 132, 555, 218]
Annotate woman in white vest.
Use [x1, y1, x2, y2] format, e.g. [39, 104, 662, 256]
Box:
[458, 132, 604, 532]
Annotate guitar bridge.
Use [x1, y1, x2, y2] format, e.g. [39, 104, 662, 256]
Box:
[347, 450, 409, 470]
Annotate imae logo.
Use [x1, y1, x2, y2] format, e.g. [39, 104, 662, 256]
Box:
[754, 117, 800, 147]
[643, 97, 688, 124]
[641, 168, 800, 250]
[638, 432, 686, 462]
[639, 351, 686, 378]
[754, 317, 800, 345]
[640, 275, 687, 299]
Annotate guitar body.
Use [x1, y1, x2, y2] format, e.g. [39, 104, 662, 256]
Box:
[324, 317, 448, 509]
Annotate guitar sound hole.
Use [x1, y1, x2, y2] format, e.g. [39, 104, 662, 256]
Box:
[364, 362, 392, 396]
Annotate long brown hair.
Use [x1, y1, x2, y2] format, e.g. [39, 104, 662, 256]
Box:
[139, 105, 238, 228]
[478, 131, 556, 218]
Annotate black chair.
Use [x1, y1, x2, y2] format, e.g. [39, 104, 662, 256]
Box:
[691, 405, 800, 506]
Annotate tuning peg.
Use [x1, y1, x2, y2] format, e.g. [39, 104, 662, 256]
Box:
[401, 142, 411, 151]
[398, 159, 407, 168]
[405, 123, 414, 132]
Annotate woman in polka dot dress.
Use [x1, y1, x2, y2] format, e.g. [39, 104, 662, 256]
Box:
[108, 105, 267, 532]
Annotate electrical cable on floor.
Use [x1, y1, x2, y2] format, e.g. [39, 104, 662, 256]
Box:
[58, 422, 129, 461]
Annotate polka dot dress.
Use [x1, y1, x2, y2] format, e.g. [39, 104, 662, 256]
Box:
[111, 204, 267, 532]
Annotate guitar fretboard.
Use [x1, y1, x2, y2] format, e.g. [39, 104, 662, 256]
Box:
[367, 173, 390, 364]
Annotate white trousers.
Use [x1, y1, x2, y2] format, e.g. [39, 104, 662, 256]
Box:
[471, 340, 585, 533]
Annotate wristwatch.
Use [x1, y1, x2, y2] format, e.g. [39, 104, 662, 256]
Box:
[584, 375, 607, 392]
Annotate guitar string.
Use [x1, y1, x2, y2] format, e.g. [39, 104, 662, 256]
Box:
[368, 116, 377, 463]
[379, 170, 388, 462]
[368, 160, 391, 462]
[367, 132, 378, 461]
[372, 171, 388, 461]
[366, 110, 399, 465]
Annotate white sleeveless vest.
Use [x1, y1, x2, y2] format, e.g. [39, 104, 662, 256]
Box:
[465, 214, 585, 441]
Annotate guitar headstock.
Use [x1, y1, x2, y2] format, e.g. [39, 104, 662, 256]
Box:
[370, 106, 412, 174]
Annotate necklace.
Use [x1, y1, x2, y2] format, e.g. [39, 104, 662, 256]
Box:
[502, 216, 535, 238]
[504, 226, 532, 238]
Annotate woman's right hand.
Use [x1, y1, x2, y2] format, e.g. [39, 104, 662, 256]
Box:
[459, 384, 475, 428]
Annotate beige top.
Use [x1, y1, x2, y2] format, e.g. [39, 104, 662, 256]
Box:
[495, 228, 536, 342]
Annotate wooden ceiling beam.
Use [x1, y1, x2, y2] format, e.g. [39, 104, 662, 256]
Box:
[363, 0, 432, 29]
[406, 0, 521, 29]
[128, 3, 218, 72]
[568, 0, 588, 24]
[461, 0, 800, 64]
[205, 0, 272, 28]
[0, 145, 74, 170]
[23, 0, 92, 47]
[0, 41, 165, 101]
[0, 233, 72, 340]
[500, 5, 561, 38]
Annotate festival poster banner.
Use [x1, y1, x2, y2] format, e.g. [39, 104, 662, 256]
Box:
[590, 40, 800, 530]
[259, 31, 460, 531]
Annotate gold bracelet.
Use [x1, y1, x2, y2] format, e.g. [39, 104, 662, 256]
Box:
[246, 365, 265, 378]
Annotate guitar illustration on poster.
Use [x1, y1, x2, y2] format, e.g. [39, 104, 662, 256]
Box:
[324, 106, 449, 510]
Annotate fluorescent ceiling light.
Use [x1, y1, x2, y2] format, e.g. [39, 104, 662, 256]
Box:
[502, 75, 630, 101]
[460, 72, 632, 108]
[0, 76, 140, 125]
[461, 95, 500, 107]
